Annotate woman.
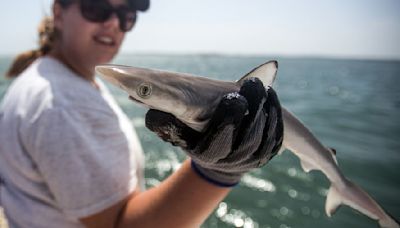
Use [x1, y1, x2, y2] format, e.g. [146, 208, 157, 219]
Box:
[0, 0, 283, 227]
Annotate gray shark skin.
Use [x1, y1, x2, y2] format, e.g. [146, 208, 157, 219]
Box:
[95, 61, 399, 228]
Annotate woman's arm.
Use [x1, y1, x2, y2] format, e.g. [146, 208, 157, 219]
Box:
[80, 159, 230, 228]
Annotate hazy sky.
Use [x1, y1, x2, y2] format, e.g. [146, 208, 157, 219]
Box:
[1, 0, 400, 59]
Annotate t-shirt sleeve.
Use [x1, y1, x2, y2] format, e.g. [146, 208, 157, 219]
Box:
[23, 106, 138, 219]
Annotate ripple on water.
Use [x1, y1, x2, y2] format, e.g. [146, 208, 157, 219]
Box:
[240, 174, 276, 192]
[288, 189, 298, 198]
[279, 224, 291, 228]
[318, 187, 328, 196]
[300, 206, 321, 219]
[281, 184, 311, 202]
[270, 206, 294, 221]
[301, 206, 311, 215]
[216, 202, 259, 228]
[327, 85, 361, 103]
[286, 167, 313, 182]
[256, 199, 268, 208]
[311, 209, 321, 218]
[145, 149, 182, 178]
[145, 178, 161, 188]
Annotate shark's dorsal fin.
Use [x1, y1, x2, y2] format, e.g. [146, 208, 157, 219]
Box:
[327, 147, 338, 165]
[236, 60, 278, 87]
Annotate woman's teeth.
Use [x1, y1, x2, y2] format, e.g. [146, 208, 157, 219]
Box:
[95, 36, 114, 46]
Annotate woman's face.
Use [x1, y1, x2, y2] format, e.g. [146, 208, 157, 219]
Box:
[54, 0, 130, 76]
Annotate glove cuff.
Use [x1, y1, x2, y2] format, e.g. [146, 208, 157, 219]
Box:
[191, 160, 241, 188]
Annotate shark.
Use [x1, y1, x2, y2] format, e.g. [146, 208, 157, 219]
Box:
[95, 60, 399, 228]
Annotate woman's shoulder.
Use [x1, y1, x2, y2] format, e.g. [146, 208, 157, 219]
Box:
[14, 57, 113, 115]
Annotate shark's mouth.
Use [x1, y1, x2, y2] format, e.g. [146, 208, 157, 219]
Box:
[129, 96, 144, 105]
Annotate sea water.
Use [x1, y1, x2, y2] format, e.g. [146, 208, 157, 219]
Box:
[0, 55, 399, 228]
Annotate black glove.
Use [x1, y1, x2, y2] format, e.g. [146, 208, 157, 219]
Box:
[145, 78, 284, 187]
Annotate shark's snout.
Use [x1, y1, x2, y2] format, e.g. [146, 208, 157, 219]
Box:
[95, 65, 125, 88]
[95, 64, 114, 78]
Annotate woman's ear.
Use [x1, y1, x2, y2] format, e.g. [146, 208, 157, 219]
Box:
[52, 2, 63, 30]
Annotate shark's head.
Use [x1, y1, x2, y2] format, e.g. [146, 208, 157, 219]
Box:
[95, 60, 278, 131]
[96, 65, 189, 115]
[95, 64, 238, 131]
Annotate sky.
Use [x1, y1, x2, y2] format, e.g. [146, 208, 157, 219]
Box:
[1, 0, 400, 59]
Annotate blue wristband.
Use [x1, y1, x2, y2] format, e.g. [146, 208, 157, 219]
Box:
[190, 160, 239, 188]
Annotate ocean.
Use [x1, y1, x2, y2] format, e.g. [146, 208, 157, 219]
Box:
[0, 54, 399, 228]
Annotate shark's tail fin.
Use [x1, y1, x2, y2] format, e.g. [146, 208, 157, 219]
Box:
[325, 180, 399, 228]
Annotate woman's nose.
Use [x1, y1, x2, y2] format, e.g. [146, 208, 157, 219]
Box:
[102, 13, 120, 31]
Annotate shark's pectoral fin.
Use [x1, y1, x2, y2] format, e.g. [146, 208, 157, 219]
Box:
[325, 185, 343, 217]
[299, 159, 317, 173]
[236, 60, 278, 88]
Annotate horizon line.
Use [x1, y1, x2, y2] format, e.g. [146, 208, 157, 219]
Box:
[118, 51, 400, 62]
[0, 52, 399, 62]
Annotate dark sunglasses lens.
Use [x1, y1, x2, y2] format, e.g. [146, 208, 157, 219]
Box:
[117, 8, 137, 32]
[80, 0, 137, 32]
[81, 0, 112, 22]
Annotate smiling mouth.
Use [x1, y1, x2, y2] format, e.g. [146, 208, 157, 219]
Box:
[94, 36, 116, 46]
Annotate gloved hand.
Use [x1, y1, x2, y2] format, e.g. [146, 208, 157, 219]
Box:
[145, 78, 284, 187]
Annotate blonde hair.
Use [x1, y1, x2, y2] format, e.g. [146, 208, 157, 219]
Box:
[6, 17, 58, 78]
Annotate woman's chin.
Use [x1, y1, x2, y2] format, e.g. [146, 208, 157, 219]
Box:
[94, 55, 115, 65]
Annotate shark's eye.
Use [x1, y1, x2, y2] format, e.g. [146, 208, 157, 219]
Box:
[137, 83, 152, 98]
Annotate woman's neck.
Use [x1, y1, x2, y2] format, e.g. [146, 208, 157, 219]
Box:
[48, 49, 96, 84]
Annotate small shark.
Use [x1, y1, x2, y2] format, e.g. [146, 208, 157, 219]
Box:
[95, 61, 399, 228]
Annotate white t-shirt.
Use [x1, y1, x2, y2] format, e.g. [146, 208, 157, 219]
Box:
[0, 56, 145, 227]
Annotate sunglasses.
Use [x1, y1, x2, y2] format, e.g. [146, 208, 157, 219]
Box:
[80, 0, 137, 32]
